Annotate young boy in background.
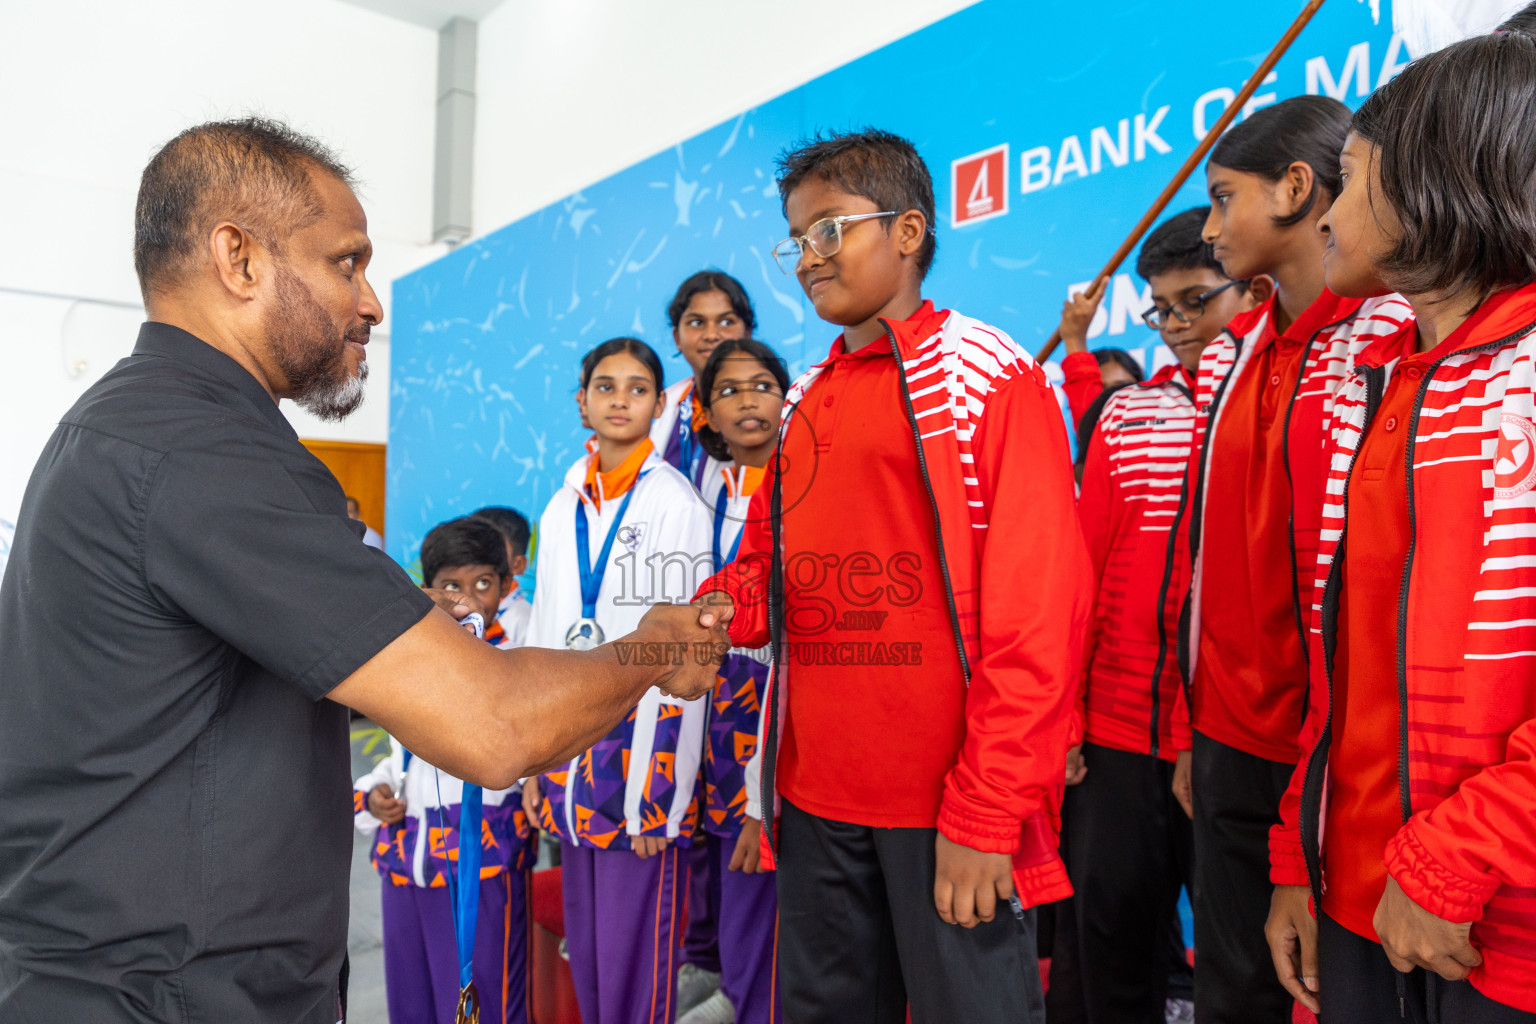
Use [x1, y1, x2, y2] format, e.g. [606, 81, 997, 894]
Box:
[1048, 208, 1270, 1024]
[471, 505, 533, 649]
[694, 128, 1091, 1024]
[354, 515, 534, 1024]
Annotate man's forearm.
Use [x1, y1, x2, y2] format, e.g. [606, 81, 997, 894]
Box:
[492, 642, 664, 779]
[329, 605, 725, 791]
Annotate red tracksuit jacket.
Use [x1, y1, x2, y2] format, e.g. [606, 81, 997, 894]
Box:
[1075, 364, 1196, 760]
[696, 303, 1094, 907]
[1272, 284, 1536, 1011]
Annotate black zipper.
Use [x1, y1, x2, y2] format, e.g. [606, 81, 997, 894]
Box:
[1175, 329, 1243, 698]
[887, 320, 973, 684]
[1395, 375, 1423, 826]
[1298, 364, 1383, 908]
[1145, 379, 1195, 760]
[1280, 314, 1353, 673]
[760, 398, 801, 855]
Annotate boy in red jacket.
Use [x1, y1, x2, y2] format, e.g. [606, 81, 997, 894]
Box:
[1048, 208, 1268, 1024]
[692, 128, 1091, 1024]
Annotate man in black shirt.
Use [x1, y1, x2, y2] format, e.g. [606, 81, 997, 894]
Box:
[0, 117, 726, 1022]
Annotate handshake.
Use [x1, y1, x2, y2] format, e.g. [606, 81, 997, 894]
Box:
[422, 586, 740, 702]
[630, 590, 739, 701]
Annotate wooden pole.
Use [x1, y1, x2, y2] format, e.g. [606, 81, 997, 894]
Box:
[1035, 0, 1327, 363]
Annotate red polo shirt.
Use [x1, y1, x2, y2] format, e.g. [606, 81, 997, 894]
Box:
[771, 306, 969, 826]
[1195, 292, 1356, 763]
[1323, 325, 1450, 941]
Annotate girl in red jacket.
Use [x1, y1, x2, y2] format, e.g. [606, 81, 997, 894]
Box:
[1178, 94, 1415, 1024]
[1264, 32, 1536, 1022]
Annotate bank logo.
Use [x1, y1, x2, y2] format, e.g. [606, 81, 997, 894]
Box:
[952, 143, 1009, 227]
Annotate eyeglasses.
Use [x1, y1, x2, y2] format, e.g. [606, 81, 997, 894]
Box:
[710, 379, 784, 403]
[772, 212, 897, 274]
[1141, 280, 1243, 330]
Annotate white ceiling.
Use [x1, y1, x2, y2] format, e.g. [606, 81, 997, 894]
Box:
[336, 0, 504, 29]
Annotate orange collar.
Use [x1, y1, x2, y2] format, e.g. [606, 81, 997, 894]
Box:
[688, 384, 709, 432]
[585, 439, 654, 510]
[720, 463, 766, 499]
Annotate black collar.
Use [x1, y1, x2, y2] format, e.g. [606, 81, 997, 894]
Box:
[132, 321, 297, 438]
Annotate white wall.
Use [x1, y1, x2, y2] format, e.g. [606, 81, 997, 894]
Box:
[0, 0, 446, 521]
[0, 0, 975, 522]
[472, 0, 978, 234]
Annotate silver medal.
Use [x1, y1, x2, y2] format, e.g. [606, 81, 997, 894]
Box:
[565, 617, 605, 650]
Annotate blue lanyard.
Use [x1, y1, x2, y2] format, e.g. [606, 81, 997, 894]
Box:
[712, 482, 744, 573]
[402, 741, 483, 998]
[449, 786, 483, 992]
[675, 412, 709, 488]
[575, 472, 646, 617]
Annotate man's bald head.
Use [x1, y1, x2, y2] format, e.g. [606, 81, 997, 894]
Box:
[133, 117, 355, 301]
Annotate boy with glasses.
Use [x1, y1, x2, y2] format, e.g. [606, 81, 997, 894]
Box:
[1047, 208, 1268, 1024]
[694, 128, 1091, 1024]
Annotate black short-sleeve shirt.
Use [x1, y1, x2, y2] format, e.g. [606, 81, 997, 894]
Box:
[0, 323, 434, 1022]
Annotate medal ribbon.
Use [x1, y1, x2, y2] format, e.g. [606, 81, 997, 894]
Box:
[711, 482, 744, 573]
[575, 470, 648, 618]
[675, 412, 709, 488]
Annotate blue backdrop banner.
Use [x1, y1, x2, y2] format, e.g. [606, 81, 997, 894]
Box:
[388, 0, 1405, 573]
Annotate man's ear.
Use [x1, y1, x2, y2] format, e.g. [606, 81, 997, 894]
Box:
[895, 209, 927, 259]
[1244, 274, 1277, 310]
[208, 221, 267, 300]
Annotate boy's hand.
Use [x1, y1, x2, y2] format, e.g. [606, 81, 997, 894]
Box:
[1266, 884, 1320, 1014]
[367, 783, 406, 824]
[694, 590, 735, 630]
[1374, 875, 1482, 981]
[1059, 279, 1107, 355]
[1065, 744, 1087, 786]
[521, 777, 542, 821]
[641, 603, 729, 701]
[422, 588, 475, 620]
[729, 817, 764, 873]
[633, 835, 670, 859]
[934, 833, 1014, 928]
[1172, 749, 1193, 820]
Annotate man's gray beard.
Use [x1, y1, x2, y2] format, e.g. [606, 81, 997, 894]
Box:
[296, 357, 368, 422]
[267, 261, 370, 422]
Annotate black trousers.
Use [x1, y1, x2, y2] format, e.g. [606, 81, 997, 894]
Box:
[1190, 730, 1294, 1024]
[776, 798, 1046, 1024]
[1317, 912, 1536, 1023]
[1046, 743, 1194, 1024]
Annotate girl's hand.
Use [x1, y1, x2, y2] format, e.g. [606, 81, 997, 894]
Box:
[367, 783, 406, 824]
[633, 835, 670, 859]
[521, 777, 542, 821]
[729, 818, 765, 873]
